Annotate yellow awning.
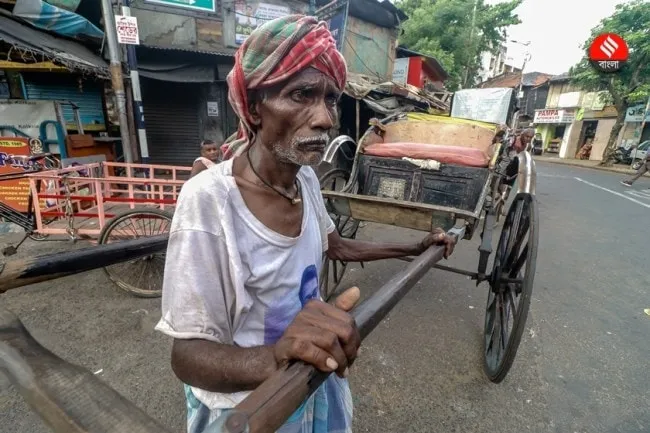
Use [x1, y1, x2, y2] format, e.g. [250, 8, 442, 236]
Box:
[0, 60, 67, 72]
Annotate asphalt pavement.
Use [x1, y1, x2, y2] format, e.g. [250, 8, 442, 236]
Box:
[1, 161, 649, 433]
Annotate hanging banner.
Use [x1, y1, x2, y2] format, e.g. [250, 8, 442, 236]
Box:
[0, 138, 32, 213]
[115, 15, 140, 45]
[451, 88, 514, 125]
[13, 0, 104, 40]
[0, 100, 58, 141]
[235, 2, 291, 45]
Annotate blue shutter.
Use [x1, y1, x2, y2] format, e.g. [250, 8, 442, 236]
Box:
[23, 79, 105, 131]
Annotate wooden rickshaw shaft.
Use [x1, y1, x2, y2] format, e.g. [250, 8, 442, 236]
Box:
[232, 226, 466, 433]
[0, 235, 169, 294]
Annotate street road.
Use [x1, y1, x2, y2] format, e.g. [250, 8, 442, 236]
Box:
[1, 161, 649, 433]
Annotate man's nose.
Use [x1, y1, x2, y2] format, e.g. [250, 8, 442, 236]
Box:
[309, 99, 335, 131]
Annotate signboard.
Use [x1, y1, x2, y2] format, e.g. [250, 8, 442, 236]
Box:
[0, 100, 58, 142]
[144, 0, 216, 12]
[115, 15, 140, 45]
[557, 92, 581, 108]
[533, 109, 575, 124]
[207, 101, 219, 117]
[451, 88, 513, 125]
[235, 2, 291, 45]
[327, 9, 347, 52]
[392, 58, 409, 85]
[0, 138, 32, 213]
[625, 104, 650, 123]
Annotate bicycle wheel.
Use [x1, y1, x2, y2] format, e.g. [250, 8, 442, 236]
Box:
[98, 209, 172, 298]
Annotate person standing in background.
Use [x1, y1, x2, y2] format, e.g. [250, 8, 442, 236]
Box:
[190, 140, 220, 178]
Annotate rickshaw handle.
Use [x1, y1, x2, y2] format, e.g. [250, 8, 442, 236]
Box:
[232, 226, 466, 433]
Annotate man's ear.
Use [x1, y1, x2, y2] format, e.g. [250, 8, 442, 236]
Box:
[249, 101, 262, 127]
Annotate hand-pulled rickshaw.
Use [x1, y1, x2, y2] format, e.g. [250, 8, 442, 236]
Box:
[0, 154, 191, 297]
[0, 113, 539, 433]
[319, 112, 538, 382]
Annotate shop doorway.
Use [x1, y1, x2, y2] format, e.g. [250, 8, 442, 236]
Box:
[547, 124, 566, 153]
[576, 120, 598, 158]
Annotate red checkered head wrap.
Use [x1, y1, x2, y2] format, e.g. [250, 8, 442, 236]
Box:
[221, 14, 347, 159]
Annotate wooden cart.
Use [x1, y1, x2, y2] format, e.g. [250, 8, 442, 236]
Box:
[319, 112, 539, 382]
[1, 161, 191, 297]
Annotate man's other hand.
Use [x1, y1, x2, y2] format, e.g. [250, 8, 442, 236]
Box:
[420, 227, 456, 259]
[274, 287, 361, 378]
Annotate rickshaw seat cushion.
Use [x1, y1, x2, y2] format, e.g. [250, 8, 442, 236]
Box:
[363, 142, 490, 168]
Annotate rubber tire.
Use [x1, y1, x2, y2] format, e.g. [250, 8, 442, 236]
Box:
[631, 160, 643, 171]
[98, 208, 172, 298]
[483, 193, 538, 383]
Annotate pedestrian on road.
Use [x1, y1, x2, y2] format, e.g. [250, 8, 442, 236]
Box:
[189, 140, 220, 178]
[155, 15, 457, 433]
[620, 152, 650, 187]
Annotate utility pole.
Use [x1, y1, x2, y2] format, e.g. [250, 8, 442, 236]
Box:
[463, 0, 478, 89]
[122, 0, 149, 162]
[100, 0, 133, 163]
[511, 53, 530, 130]
[638, 95, 650, 143]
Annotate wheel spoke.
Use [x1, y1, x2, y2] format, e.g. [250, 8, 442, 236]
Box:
[503, 200, 524, 263]
[498, 293, 508, 351]
[509, 243, 529, 278]
[506, 286, 518, 319]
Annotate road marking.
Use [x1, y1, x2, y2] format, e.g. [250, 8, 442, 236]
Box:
[626, 190, 650, 200]
[538, 173, 572, 179]
[574, 177, 650, 209]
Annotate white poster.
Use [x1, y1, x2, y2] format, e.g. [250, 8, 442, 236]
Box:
[0, 100, 58, 141]
[115, 15, 140, 45]
[392, 58, 409, 85]
[451, 88, 513, 124]
[235, 2, 291, 45]
[207, 101, 219, 117]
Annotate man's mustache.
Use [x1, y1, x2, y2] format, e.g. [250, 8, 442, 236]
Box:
[292, 134, 330, 146]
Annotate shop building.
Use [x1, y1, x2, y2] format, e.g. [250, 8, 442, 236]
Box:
[533, 72, 620, 161]
[620, 103, 650, 149]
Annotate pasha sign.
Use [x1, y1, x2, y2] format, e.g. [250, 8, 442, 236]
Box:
[533, 109, 575, 124]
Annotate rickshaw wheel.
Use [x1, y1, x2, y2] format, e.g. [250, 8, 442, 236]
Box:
[98, 209, 172, 298]
[483, 193, 538, 383]
[318, 168, 360, 301]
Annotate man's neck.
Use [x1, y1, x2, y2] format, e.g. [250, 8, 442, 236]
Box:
[248, 143, 301, 190]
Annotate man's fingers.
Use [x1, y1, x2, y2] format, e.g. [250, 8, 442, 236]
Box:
[290, 328, 349, 374]
[298, 307, 360, 363]
[334, 286, 361, 312]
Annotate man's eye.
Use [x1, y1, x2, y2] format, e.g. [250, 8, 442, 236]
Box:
[325, 95, 338, 106]
[291, 90, 309, 102]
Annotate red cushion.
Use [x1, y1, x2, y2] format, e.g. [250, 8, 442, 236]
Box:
[363, 142, 490, 168]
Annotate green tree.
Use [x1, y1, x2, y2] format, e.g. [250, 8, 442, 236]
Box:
[397, 0, 522, 90]
[569, 0, 650, 165]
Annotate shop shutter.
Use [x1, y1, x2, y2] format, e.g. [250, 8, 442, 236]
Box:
[22, 74, 105, 130]
[141, 79, 201, 166]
